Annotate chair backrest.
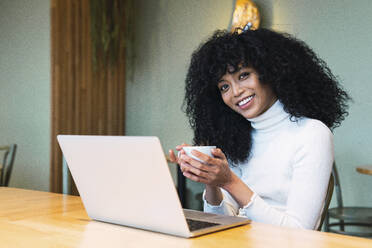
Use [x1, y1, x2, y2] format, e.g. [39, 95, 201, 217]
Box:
[331, 164, 343, 208]
[0, 144, 17, 186]
[318, 163, 335, 231]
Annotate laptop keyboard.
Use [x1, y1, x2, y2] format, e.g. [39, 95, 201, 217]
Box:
[186, 218, 219, 231]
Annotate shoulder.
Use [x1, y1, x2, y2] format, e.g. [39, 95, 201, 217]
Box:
[290, 118, 334, 169]
[295, 117, 332, 137]
[292, 117, 333, 148]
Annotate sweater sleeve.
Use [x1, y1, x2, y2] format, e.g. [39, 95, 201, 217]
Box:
[202, 188, 239, 216]
[238, 122, 334, 229]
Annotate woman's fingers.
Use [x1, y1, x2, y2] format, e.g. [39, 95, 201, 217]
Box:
[211, 148, 227, 160]
[169, 143, 191, 164]
[187, 148, 226, 167]
[175, 143, 191, 151]
[168, 149, 178, 163]
[180, 160, 211, 183]
[179, 153, 212, 172]
[180, 161, 209, 178]
[177, 147, 231, 187]
[182, 171, 209, 184]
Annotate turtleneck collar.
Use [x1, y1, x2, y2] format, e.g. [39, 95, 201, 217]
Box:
[247, 100, 290, 131]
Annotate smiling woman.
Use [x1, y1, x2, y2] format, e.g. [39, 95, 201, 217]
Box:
[168, 28, 350, 230]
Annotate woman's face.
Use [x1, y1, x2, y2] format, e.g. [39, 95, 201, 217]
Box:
[217, 66, 277, 119]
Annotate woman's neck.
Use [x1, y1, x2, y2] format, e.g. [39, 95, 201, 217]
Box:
[247, 100, 290, 131]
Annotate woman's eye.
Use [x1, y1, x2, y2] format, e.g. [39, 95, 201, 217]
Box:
[219, 84, 229, 92]
[239, 72, 250, 80]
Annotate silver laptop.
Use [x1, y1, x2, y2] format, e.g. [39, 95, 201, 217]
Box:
[57, 135, 250, 238]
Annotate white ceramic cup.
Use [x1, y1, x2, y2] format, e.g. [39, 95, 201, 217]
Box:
[182, 146, 216, 163]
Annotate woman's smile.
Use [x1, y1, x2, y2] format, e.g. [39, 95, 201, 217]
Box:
[237, 94, 255, 109]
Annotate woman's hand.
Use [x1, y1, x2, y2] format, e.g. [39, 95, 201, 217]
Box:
[178, 148, 233, 188]
[174, 146, 254, 207]
[168, 143, 190, 164]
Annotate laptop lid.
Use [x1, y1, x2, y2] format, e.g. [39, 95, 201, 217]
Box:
[57, 135, 250, 238]
[57, 135, 190, 237]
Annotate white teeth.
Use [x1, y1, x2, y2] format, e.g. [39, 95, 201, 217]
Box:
[238, 95, 253, 106]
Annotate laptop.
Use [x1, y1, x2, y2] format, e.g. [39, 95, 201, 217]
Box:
[57, 135, 250, 238]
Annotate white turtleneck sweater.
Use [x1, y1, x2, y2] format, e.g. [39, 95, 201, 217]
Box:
[203, 100, 334, 230]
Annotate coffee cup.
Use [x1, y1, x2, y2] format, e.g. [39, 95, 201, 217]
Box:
[181, 146, 216, 163]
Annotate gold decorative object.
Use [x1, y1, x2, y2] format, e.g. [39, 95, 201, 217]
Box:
[230, 0, 260, 32]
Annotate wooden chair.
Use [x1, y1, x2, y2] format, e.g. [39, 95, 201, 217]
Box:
[0, 144, 17, 186]
[324, 164, 372, 237]
[318, 169, 335, 231]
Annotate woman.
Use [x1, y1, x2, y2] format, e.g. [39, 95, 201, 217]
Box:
[168, 28, 350, 230]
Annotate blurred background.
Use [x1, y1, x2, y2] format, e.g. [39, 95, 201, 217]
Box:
[1, 0, 372, 212]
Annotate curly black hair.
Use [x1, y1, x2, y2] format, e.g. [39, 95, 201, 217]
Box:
[183, 28, 350, 164]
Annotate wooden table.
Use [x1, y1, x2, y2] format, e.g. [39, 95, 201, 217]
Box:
[356, 165, 372, 176]
[0, 187, 372, 247]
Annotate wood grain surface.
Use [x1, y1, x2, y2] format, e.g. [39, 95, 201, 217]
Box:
[1, 187, 371, 247]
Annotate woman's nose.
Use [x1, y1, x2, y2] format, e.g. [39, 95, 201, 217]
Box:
[232, 84, 243, 96]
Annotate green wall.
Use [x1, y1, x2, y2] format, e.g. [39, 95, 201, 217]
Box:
[0, 0, 50, 191]
[126, 0, 372, 209]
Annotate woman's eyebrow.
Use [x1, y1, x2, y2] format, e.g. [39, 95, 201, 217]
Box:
[232, 67, 244, 75]
[235, 66, 247, 73]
